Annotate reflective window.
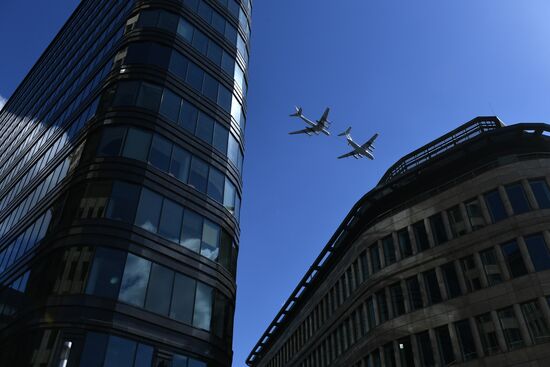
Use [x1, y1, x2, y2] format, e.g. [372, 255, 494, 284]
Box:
[134, 188, 163, 233]
[465, 198, 486, 230]
[80, 332, 108, 367]
[525, 233, 550, 271]
[180, 100, 198, 134]
[135, 82, 162, 111]
[181, 210, 203, 253]
[441, 261, 462, 298]
[188, 157, 209, 193]
[506, 183, 531, 214]
[498, 306, 525, 350]
[413, 221, 430, 251]
[416, 331, 435, 367]
[460, 255, 482, 292]
[501, 240, 528, 278]
[406, 276, 423, 311]
[207, 168, 225, 203]
[113, 81, 139, 106]
[212, 123, 229, 154]
[389, 282, 405, 317]
[382, 236, 396, 266]
[193, 282, 213, 330]
[454, 319, 477, 361]
[78, 182, 111, 219]
[145, 263, 174, 316]
[476, 313, 500, 355]
[97, 127, 125, 156]
[80, 332, 153, 367]
[196, 113, 215, 144]
[423, 269, 442, 304]
[103, 335, 136, 367]
[119, 254, 151, 307]
[436, 326, 455, 366]
[529, 179, 550, 209]
[149, 134, 172, 172]
[484, 190, 508, 222]
[106, 181, 140, 223]
[201, 220, 220, 261]
[369, 244, 381, 273]
[479, 248, 503, 286]
[86, 248, 126, 299]
[223, 180, 236, 215]
[122, 128, 152, 161]
[521, 300, 550, 344]
[170, 146, 191, 182]
[170, 273, 196, 324]
[397, 228, 413, 258]
[447, 205, 467, 237]
[429, 213, 448, 245]
[158, 199, 184, 243]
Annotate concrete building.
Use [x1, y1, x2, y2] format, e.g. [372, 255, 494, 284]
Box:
[0, 0, 251, 366]
[247, 117, 550, 367]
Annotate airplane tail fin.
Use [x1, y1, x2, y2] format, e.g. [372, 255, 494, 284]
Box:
[289, 106, 303, 117]
[338, 127, 352, 137]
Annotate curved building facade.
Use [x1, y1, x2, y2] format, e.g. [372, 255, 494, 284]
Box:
[0, 0, 251, 366]
[247, 118, 550, 367]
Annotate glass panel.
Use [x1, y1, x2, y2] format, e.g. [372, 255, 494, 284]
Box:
[186, 63, 204, 91]
[192, 31, 209, 55]
[413, 221, 430, 251]
[429, 213, 448, 245]
[169, 52, 189, 81]
[390, 282, 405, 317]
[97, 127, 126, 156]
[173, 355, 188, 367]
[103, 335, 136, 367]
[105, 181, 140, 223]
[223, 180, 236, 214]
[460, 255, 482, 292]
[159, 88, 181, 122]
[136, 82, 162, 111]
[521, 300, 550, 344]
[484, 190, 508, 222]
[476, 313, 500, 355]
[134, 344, 154, 367]
[506, 183, 531, 214]
[145, 263, 174, 316]
[177, 18, 193, 42]
[158, 11, 178, 32]
[416, 331, 435, 367]
[454, 319, 477, 361]
[207, 41, 223, 65]
[525, 233, 550, 271]
[179, 100, 198, 133]
[113, 81, 139, 106]
[122, 128, 152, 161]
[398, 336, 415, 367]
[382, 236, 396, 266]
[529, 179, 550, 209]
[498, 307, 525, 350]
[201, 220, 220, 261]
[170, 146, 191, 183]
[501, 240, 528, 278]
[170, 273, 196, 324]
[202, 73, 218, 101]
[149, 134, 172, 172]
[135, 188, 163, 233]
[436, 326, 455, 366]
[369, 244, 381, 273]
[212, 123, 229, 154]
[188, 157, 209, 193]
[196, 113, 214, 144]
[383, 343, 396, 367]
[441, 261, 462, 298]
[119, 254, 151, 307]
[207, 168, 225, 203]
[80, 332, 108, 367]
[188, 358, 207, 367]
[406, 276, 423, 310]
[423, 269, 442, 304]
[479, 248, 503, 285]
[465, 198, 486, 230]
[193, 282, 213, 330]
[158, 199, 184, 243]
[397, 228, 413, 258]
[85, 248, 126, 299]
[181, 210, 203, 253]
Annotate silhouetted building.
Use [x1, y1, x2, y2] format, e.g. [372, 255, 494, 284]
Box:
[0, 0, 250, 366]
[247, 117, 550, 367]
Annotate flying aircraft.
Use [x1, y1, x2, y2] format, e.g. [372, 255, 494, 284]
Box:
[337, 127, 378, 160]
[288, 107, 331, 136]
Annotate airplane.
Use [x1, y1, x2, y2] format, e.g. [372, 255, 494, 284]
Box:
[337, 127, 378, 160]
[288, 106, 331, 136]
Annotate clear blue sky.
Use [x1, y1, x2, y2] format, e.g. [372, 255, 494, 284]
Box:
[2, 1, 550, 366]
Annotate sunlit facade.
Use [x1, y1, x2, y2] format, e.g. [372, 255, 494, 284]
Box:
[0, 0, 250, 365]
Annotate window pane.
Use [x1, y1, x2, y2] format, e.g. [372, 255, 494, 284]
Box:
[465, 198, 486, 230]
[227, 134, 239, 166]
[207, 41, 223, 65]
[158, 199, 184, 242]
[122, 128, 152, 161]
[382, 236, 396, 266]
[105, 181, 140, 223]
[188, 358, 207, 367]
[135, 188, 163, 233]
[193, 282, 213, 330]
[436, 326, 455, 366]
[86, 248, 126, 299]
[530, 179, 550, 209]
[207, 168, 225, 203]
[149, 134, 172, 172]
[506, 183, 531, 214]
[501, 240, 528, 278]
[173, 355, 189, 367]
[479, 248, 503, 286]
[212, 123, 229, 154]
[390, 282, 405, 317]
[192, 30, 209, 55]
[397, 228, 413, 258]
[136, 82, 162, 111]
[103, 335, 136, 367]
[159, 88, 181, 122]
[441, 261, 462, 298]
[119, 254, 151, 307]
[521, 300, 550, 344]
[460, 255, 482, 292]
[170, 273, 196, 324]
[383, 342, 396, 367]
[525, 233, 550, 271]
[476, 313, 500, 355]
[80, 332, 108, 367]
[169, 52, 189, 81]
[416, 331, 435, 367]
[484, 190, 508, 222]
[447, 205, 467, 237]
[134, 344, 154, 367]
[366, 296, 376, 329]
[145, 263, 174, 316]
[97, 127, 125, 156]
[223, 180, 236, 214]
[406, 276, 423, 310]
[196, 113, 214, 144]
[137, 10, 159, 28]
[188, 157, 209, 193]
[181, 210, 203, 253]
[113, 81, 139, 106]
[398, 336, 415, 367]
[170, 146, 191, 183]
[498, 307, 525, 350]
[429, 213, 448, 245]
[454, 319, 477, 361]
[376, 290, 389, 323]
[177, 18, 193, 42]
[202, 73, 219, 101]
[413, 221, 430, 251]
[158, 11, 178, 32]
[369, 244, 381, 273]
[179, 100, 198, 133]
[186, 63, 204, 91]
[201, 220, 220, 261]
[423, 269, 442, 304]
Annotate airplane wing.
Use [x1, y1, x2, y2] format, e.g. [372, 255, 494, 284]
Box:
[289, 127, 316, 135]
[337, 151, 356, 159]
[318, 108, 330, 127]
[361, 133, 379, 151]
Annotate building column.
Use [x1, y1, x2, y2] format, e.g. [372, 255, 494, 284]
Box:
[428, 329, 442, 366]
[407, 225, 419, 255]
[513, 303, 533, 347]
[441, 210, 454, 241]
[498, 185, 515, 217]
[491, 310, 508, 353]
[538, 296, 550, 333]
[411, 334, 422, 367]
[435, 266, 449, 301]
[495, 243, 512, 280]
[469, 316, 486, 358]
[424, 217, 436, 249]
[517, 236, 536, 274]
[522, 178, 539, 210]
[477, 194, 493, 225]
[393, 340, 403, 367]
[402, 279, 412, 314]
[448, 321, 464, 364]
[459, 202, 473, 233]
[473, 252, 489, 288]
[454, 259, 469, 295]
[392, 231, 401, 262]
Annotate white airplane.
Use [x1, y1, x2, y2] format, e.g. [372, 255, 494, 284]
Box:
[288, 107, 331, 136]
[337, 127, 378, 160]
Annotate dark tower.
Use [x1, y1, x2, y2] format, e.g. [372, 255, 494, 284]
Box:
[0, 0, 250, 366]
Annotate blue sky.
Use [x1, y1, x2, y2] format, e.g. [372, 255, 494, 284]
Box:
[2, 1, 550, 366]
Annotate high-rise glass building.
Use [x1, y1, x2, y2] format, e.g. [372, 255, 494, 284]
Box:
[0, 0, 250, 366]
[247, 118, 550, 367]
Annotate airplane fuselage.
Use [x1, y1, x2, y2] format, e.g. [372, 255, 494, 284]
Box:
[346, 138, 374, 159]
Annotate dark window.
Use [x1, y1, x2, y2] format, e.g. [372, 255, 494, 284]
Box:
[207, 42, 223, 65]
[371, 349, 381, 367]
[149, 43, 171, 69]
[501, 240, 528, 278]
[383, 342, 396, 367]
[529, 179, 550, 209]
[186, 63, 204, 91]
[416, 331, 435, 367]
[413, 221, 430, 251]
[382, 236, 396, 266]
[506, 183, 531, 214]
[476, 313, 500, 355]
[212, 123, 229, 154]
[170, 273, 196, 324]
[134, 188, 163, 233]
[136, 82, 162, 111]
[149, 134, 172, 172]
[397, 228, 413, 258]
[366, 296, 376, 329]
[436, 326, 455, 366]
[158, 199, 184, 243]
[113, 81, 139, 106]
[179, 100, 198, 133]
[398, 336, 414, 367]
[177, 18, 193, 42]
[138, 10, 160, 28]
[80, 332, 108, 367]
[159, 88, 181, 122]
[103, 335, 136, 367]
[218, 85, 232, 112]
[465, 198, 486, 230]
[423, 269, 442, 304]
[97, 127, 125, 156]
[406, 276, 423, 310]
[525, 233, 550, 271]
[202, 73, 219, 102]
[193, 283, 213, 330]
[145, 263, 174, 316]
[181, 210, 203, 253]
[78, 182, 112, 219]
[207, 168, 225, 203]
[196, 113, 215, 144]
[192, 30, 209, 55]
[210, 11, 226, 34]
[369, 244, 381, 273]
[441, 261, 462, 298]
[360, 251, 370, 281]
[188, 157, 209, 193]
[484, 190, 508, 222]
[389, 282, 406, 317]
[429, 213, 448, 245]
[454, 319, 478, 361]
[134, 344, 154, 367]
[119, 254, 151, 308]
[521, 300, 550, 344]
[86, 248, 126, 299]
[105, 181, 140, 223]
[170, 146, 191, 183]
[122, 128, 152, 161]
[498, 307, 525, 350]
[460, 255, 482, 292]
[376, 290, 389, 323]
[479, 248, 503, 286]
[157, 11, 178, 32]
[447, 205, 467, 237]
